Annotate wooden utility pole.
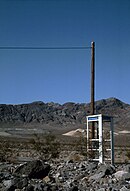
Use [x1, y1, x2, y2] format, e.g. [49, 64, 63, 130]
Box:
[91, 41, 95, 138]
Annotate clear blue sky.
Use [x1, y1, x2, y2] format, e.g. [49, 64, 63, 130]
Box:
[0, 0, 130, 104]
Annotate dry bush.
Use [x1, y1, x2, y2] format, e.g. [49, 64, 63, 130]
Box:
[126, 150, 130, 160]
[0, 141, 13, 162]
[30, 134, 61, 160]
[73, 136, 88, 158]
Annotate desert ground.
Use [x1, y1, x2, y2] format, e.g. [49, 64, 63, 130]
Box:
[0, 123, 130, 164]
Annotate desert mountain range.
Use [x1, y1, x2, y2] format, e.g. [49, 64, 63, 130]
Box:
[0, 97, 130, 131]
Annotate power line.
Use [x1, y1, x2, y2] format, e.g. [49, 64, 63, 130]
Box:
[0, 46, 91, 50]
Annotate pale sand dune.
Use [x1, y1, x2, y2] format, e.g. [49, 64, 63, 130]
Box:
[63, 128, 86, 137]
[0, 131, 11, 136]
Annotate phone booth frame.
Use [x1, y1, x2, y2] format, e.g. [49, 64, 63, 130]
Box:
[86, 114, 114, 165]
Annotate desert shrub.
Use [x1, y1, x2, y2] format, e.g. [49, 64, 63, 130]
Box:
[126, 150, 130, 160]
[74, 136, 88, 157]
[30, 134, 61, 160]
[0, 141, 13, 162]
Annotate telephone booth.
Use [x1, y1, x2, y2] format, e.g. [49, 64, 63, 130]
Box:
[86, 114, 114, 165]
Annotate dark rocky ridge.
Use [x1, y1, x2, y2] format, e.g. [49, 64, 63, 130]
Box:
[0, 97, 130, 130]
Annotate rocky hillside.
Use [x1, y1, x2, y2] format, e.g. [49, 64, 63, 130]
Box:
[0, 97, 130, 130]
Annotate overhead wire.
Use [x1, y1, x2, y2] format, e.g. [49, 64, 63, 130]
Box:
[0, 46, 91, 50]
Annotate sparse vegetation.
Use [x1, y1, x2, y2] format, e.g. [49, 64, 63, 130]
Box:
[30, 133, 61, 160]
[0, 140, 13, 162]
[74, 135, 87, 157]
[126, 150, 130, 160]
